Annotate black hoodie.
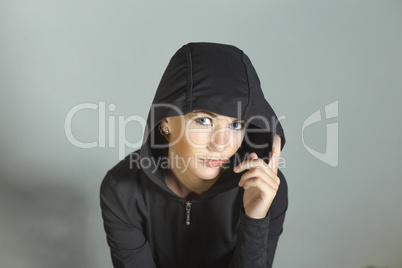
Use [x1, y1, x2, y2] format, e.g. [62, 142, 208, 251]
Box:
[100, 42, 288, 268]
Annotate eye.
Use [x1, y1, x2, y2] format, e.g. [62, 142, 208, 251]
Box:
[195, 117, 212, 126]
[230, 122, 245, 130]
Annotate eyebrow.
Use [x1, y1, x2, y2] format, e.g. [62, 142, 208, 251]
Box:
[192, 110, 246, 123]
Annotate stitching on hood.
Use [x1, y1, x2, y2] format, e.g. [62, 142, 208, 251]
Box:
[183, 45, 193, 114]
[240, 50, 251, 119]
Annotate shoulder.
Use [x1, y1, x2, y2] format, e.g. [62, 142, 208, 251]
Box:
[99, 150, 158, 228]
[100, 150, 144, 200]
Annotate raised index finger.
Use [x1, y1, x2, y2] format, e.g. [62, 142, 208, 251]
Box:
[268, 134, 281, 174]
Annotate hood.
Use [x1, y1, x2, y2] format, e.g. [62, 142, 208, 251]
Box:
[138, 42, 286, 199]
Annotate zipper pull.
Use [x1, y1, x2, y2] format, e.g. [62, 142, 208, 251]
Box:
[185, 200, 192, 225]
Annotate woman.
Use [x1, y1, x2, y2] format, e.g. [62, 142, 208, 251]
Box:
[100, 42, 288, 268]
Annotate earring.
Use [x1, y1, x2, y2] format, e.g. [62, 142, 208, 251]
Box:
[159, 124, 170, 135]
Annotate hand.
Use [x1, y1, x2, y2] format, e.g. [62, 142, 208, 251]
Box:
[234, 134, 282, 219]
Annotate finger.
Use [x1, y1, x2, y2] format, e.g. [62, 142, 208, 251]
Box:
[269, 134, 281, 164]
[268, 134, 281, 174]
[238, 168, 280, 189]
[249, 152, 258, 160]
[242, 152, 260, 170]
[235, 160, 280, 186]
[234, 157, 269, 173]
[242, 176, 277, 193]
[237, 165, 280, 186]
[234, 152, 279, 185]
[268, 152, 278, 174]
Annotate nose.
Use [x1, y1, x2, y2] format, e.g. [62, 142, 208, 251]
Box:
[207, 127, 230, 152]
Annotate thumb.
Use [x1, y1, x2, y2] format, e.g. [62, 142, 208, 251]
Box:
[248, 152, 258, 160]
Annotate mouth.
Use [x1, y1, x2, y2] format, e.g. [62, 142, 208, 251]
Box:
[199, 158, 229, 168]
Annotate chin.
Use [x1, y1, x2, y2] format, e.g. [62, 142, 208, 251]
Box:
[194, 166, 224, 180]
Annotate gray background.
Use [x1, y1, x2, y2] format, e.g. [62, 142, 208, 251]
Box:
[1, 1, 401, 267]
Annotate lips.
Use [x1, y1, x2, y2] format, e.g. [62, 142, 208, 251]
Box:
[200, 158, 228, 168]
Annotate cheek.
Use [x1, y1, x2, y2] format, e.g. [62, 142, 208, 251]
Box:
[173, 134, 205, 156]
[187, 132, 210, 147]
[231, 132, 245, 149]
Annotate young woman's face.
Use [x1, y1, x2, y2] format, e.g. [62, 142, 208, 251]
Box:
[163, 110, 246, 181]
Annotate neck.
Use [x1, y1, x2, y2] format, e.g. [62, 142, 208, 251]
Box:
[163, 168, 219, 200]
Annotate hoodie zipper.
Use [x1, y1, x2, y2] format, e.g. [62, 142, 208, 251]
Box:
[185, 200, 192, 225]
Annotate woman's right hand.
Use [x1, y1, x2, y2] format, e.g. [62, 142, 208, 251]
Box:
[234, 134, 282, 219]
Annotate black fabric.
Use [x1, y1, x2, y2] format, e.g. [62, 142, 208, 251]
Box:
[100, 42, 288, 267]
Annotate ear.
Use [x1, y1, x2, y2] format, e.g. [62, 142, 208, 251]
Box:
[159, 118, 171, 142]
[160, 117, 170, 129]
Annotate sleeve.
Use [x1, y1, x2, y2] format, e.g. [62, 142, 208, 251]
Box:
[229, 170, 288, 268]
[100, 172, 157, 268]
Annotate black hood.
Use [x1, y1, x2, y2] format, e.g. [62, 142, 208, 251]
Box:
[138, 42, 286, 199]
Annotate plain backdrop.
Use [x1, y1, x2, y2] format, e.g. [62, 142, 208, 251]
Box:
[1, 1, 401, 267]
